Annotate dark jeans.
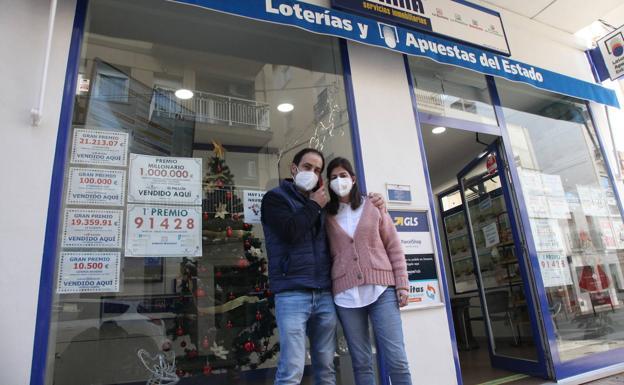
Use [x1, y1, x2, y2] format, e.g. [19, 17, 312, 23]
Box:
[336, 287, 412, 385]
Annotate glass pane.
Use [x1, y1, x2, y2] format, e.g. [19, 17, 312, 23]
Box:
[497, 79, 624, 361]
[408, 56, 497, 125]
[460, 155, 537, 360]
[46, 1, 362, 384]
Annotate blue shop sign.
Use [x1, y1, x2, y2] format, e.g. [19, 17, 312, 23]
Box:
[172, 0, 619, 108]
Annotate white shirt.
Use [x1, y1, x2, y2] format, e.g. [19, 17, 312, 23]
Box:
[333, 201, 387, 308]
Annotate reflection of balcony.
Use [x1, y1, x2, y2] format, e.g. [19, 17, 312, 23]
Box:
[152, 87, 270, 131]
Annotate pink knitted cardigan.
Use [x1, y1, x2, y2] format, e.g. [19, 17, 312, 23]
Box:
[325, 198, 409, 295]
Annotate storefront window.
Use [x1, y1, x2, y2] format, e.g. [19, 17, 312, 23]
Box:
[408, 57, 497, 126]
[46, 1, 359, 383]
[497, 79, 624, 361]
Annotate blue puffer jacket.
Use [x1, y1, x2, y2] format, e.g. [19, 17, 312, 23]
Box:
[261, 180, 331, 293]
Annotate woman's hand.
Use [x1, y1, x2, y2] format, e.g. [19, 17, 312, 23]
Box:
[397, 289, 409, 307]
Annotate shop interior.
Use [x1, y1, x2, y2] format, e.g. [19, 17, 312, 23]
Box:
[420, 123, 545, 385]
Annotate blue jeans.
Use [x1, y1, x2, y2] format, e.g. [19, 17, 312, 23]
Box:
[274, 289, 337, 385]
[336, 288, 412, 385]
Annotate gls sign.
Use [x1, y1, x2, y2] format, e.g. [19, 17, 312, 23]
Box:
[389, 210, 429, 232]
[394, 215, 420, 227]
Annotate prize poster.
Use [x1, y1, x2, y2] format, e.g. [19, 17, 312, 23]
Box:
[70, 129, 128, 166]
[125, 204, 202, 257]
[57, 252, 120, 294]
[66, 167, 126, 206]
[243, 190, 266, 224]
[128, 154, 202, 205]
[61, 209, 123, 248]
[538, 252, 572, 287]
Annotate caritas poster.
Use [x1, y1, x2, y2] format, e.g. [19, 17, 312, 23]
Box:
[243, 190, 266, 224]
[405, 254, 441, 306]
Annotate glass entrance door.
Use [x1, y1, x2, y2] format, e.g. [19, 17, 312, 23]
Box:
[457, 141, 550, 377]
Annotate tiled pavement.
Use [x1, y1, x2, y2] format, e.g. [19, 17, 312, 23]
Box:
[584, 374, 624, 384]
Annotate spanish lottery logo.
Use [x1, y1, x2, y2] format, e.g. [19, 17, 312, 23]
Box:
[606, 33, 624, 57]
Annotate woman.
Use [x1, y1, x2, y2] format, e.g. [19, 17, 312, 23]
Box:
[325, 157, 412, 385]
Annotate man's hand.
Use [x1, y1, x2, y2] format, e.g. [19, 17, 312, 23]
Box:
[310, 178, 328, 208]
[368, 192, 386, 212]
[397, 289, 409, 307]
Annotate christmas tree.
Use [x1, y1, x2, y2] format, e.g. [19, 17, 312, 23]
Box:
[165, 140, 278, 378]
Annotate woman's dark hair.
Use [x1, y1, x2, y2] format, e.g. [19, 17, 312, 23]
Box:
[326, 157, 362, 215]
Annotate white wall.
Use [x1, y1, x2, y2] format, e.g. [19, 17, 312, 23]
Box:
[347, 40, 459, 385]
[471, 0, 595, 82]
[0, 1, 76, 384]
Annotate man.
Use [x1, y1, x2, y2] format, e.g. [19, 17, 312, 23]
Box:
[261, 148, 384, 385]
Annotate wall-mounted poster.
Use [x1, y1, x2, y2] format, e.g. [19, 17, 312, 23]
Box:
[388, 210, 433, 254]
[243, 190, 266, 224]
[388, 209, 441, 308]
[61, 209, 123, 249]
[405, 254, 441, 306]
[66, 168, 126, 206]
[57, 252, 120, 294]
[70, 128, 128, 167]
[128, 154, 202, 205]
[125, 204, 202, 257]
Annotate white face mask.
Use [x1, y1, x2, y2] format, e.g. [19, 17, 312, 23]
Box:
[330, 177, 353, 197]
[294, 168, 318, 191]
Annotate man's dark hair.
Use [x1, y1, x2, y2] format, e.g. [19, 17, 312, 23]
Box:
[326, 157, 363, 215]
[292, 148, 325, 173]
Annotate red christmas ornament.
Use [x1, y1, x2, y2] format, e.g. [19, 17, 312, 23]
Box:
[196, 287, 206, 297]
[244, 240, 251, 250]
[176, 326, 184, 336]
[255, 285, 261, 292]
[226, 191, 232, 200]
[233, 214, 239, 220]
[203, 365, 213, 375]
[216, 179, 224, 188]
[243, 223, 251, 231]
[176, 369, 185, 377]
[228, 292, 236, 301]
[180, 341, 187, 348]
[203, 212, 209, 221]
[226, 226, 233, 237]
[255, 310, 263, 321]
[237, 257, 250, 269]
[264, 289, 272, 297]
[202, 336, 210, 349]
[244, 341, 256, 352]
[187, 349, 198, 359]
[226, 320, 233, 329]
[215, 270, 222, 278]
